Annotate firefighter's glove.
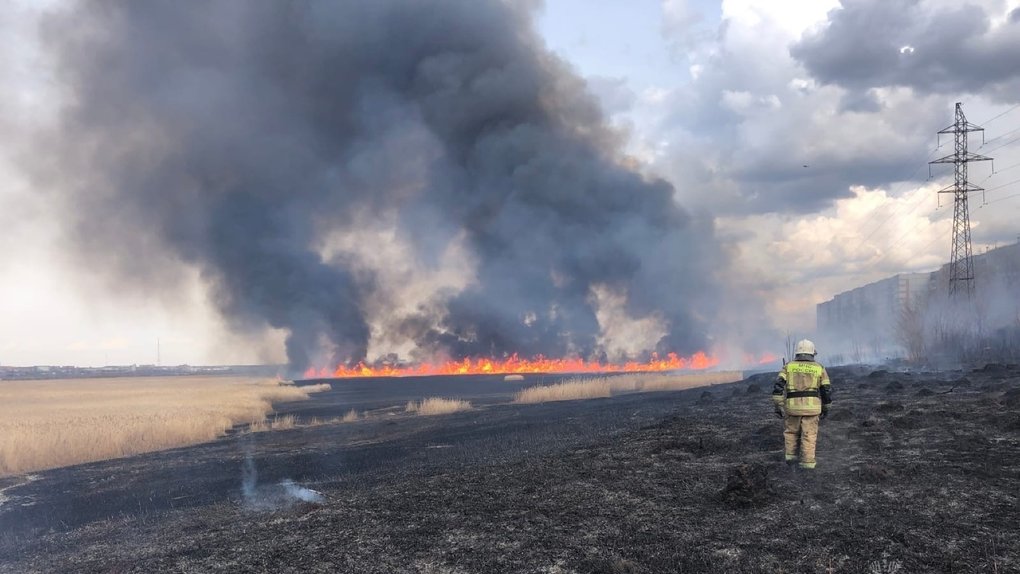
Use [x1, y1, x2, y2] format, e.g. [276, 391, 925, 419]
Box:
[820, 407, 829, 420]
[773, 407, 784, 419]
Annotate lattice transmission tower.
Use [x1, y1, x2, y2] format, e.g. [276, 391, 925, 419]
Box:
[929, 102, 992, 297]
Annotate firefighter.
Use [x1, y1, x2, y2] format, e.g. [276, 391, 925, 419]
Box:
[771, 339, 832, 469]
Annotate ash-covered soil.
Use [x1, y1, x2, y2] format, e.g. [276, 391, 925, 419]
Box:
[2, 366, 1019, 573]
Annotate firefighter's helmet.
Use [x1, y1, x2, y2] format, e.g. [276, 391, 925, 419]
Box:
[794, 339, 817, 356]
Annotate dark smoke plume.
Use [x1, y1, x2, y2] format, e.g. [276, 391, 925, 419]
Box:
[37, 0, 723, 370]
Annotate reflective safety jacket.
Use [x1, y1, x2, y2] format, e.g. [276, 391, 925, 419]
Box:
[772, 359, 832, 416]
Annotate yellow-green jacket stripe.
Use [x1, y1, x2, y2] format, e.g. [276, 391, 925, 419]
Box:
[772, 360, 832, 416]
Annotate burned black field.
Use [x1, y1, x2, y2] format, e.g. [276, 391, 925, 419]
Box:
[2, 366, 1020, 573]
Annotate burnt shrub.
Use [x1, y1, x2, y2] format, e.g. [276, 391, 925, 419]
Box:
[1001, 388, 1020, 408]
[699, 390, 714, 403]
[750, 425, 782, 450]
[876, 401, 905, 413]
[610, 559, 640, 574]
[647, 438, 688, 455]
[746, 383, 762, 394]
[975, 363, 1008, 373]
[891, 415, 922, 430]
[812, 490, 836, 504]
[718, 463, 771, 507]
[853, 463, 894, 483]
[687, 434, 734, 456]
[884, 380, 904, 393]
[829, 409, 854, 422]
[868, 370, 889, 379]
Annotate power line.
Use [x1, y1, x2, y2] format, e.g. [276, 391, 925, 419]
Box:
[989, 160, 1020, 176]
[979, 124, 1020, 147]
[980, 134, 1020, 156]
[854, 146, 941, 246]
[976, 159, 1020, 186]
[917, 224, 954, 264]
[837, 106, 1016, 282]
[983, 191, 1020, 205]
[870, 205, 940, 268]
[975, 176, 1020, 198]
[976, 103, 1020, 125]
[871, 148, 1017, 275]
[881, 214, 954, 274]
[859, 106, 1017, 276]
[842, 105, 1017, 248]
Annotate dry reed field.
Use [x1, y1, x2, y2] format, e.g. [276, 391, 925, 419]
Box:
[405, 397, 473, 416]
[514, 371, 743, 404]
[635, 370, 743, 391]
[513, 378, 612, 404]
[0, 377, 330, 477]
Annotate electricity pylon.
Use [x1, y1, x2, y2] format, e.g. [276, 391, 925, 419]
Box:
[929, 102, 992, 297]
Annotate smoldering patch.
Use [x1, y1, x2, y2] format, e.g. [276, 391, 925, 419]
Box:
[240, 438, 325, 511]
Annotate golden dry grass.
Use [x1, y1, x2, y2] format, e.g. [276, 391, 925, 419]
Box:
[248, 417, 271, 433]
[513, 378, 612, 404]
[305, 415, 349, 426]
[408, 397, 472, 416]
[0, 376, 330, 477]
[636, 371, 743, 391]
[269, 414, 296, 430]
[605, 374, 643, 394]
[513, 371, 744, 405]
[341, 409, 360, 423]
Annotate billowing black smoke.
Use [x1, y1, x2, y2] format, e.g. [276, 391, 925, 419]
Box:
[39, 0, 721, 370]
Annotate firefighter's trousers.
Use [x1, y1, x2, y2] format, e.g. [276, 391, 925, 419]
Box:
[784, 414, 819, 469]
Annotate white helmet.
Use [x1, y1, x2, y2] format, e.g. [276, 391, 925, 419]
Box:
[794, 339, 817, 356]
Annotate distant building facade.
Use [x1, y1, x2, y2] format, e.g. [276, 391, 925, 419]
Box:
[816, 240, 1020, 361]
[816, 272, 933, 360]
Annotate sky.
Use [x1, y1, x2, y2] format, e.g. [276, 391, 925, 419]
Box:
[1, 0, 1019, 367]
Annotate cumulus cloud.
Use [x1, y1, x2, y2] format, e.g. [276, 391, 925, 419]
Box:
[792, 0, 1020, 102]
[616, 0, 1020, 333]
[661, 0, 713, 52]
[722, 182, 953, 328]
[640, 1, 945, 217]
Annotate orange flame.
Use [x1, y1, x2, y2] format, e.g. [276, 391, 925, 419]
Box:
[303, 351, 724, 379]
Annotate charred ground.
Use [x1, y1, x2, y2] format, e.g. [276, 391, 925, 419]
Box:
[2, 366, 1019, 573]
